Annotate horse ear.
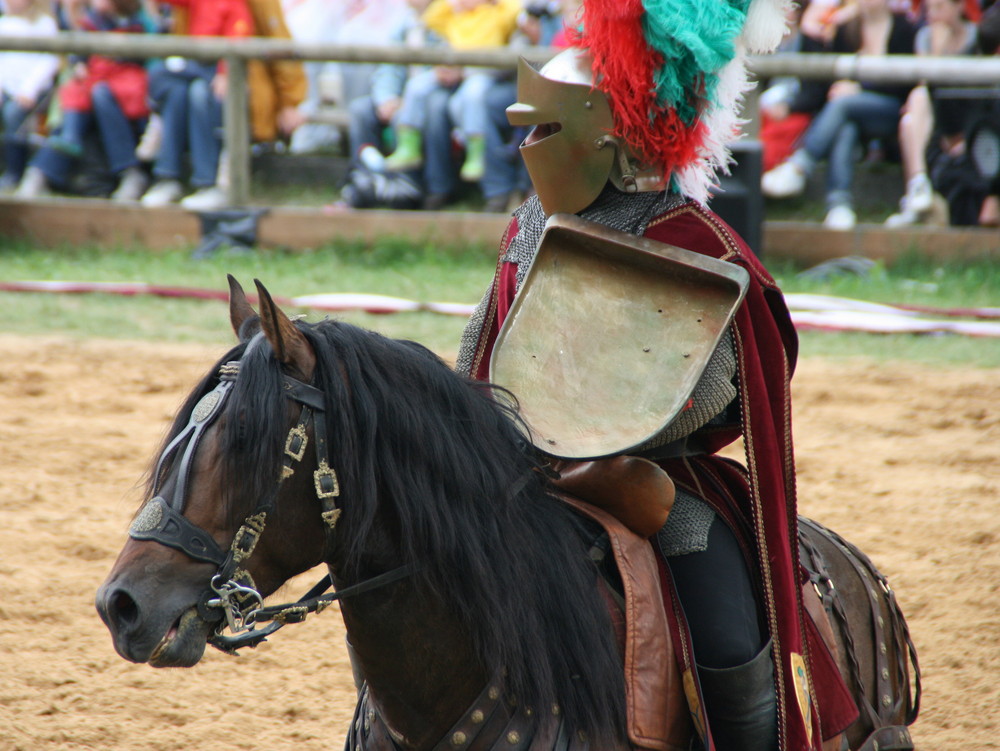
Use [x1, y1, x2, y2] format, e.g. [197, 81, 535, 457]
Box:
[254, 279, 316, 380]
[228, 275, 259, 341]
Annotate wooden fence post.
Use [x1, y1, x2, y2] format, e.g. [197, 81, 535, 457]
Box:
[223, 55, 251, 207]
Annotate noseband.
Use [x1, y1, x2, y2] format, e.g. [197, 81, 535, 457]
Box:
[128, 358, 413, 654]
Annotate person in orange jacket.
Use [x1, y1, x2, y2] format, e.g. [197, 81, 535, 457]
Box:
[244, 0, 307, 145]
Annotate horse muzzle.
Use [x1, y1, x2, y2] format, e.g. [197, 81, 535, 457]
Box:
[96, 575, 214, 667]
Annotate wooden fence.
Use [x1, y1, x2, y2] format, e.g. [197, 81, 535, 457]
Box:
[1, 33, 999, 206]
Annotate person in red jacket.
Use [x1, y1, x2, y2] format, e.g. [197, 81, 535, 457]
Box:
[139, 0, 254, 210]
[455, 2, 861, 749]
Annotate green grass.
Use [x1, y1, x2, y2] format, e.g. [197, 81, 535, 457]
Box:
[1, 237, 998, 366]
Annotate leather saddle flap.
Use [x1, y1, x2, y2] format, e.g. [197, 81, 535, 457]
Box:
[559, 494, 690, 751]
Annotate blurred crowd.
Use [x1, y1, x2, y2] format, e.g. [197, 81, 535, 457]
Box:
[0, 0, 996, 225]
[759, 0, 1000, 228]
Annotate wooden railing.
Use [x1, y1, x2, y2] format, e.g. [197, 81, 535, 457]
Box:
[3, 32, 999, 206]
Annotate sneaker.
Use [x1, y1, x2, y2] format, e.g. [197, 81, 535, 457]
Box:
[904, 174, 933, 214]
[358, 144, 386, 172]
[135, 113, 163, 162]
[141, 179, 184, 207]
[180, 186, 229, 211]
[110, 166, 149, 203]
[762, 161, 807, 198]
[884, 206, 920, 228]
[14, 166, 50, 199]
[823, 205, 857, 231]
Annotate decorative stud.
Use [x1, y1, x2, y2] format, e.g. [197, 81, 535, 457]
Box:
[489, 687, 500, 701]
[551, 704, 560, 716]
[322, 508, 342, 530]
[471, 710, 484, 724]
[452, 731, 467, 746]
[507, 731, 520, 745]
[192, 390, 221, 423]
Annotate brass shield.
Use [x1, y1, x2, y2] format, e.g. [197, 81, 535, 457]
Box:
[489, 213, 749, 460]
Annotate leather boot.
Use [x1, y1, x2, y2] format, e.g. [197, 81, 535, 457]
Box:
[697, 640, 779, 751]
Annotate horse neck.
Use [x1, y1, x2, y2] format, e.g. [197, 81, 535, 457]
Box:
[336, 573, 489, 751]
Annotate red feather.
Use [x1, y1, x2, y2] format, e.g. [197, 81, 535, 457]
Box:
[576, 0, 703, 177]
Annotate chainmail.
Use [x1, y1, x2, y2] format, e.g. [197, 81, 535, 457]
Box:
[455, 186, 739, 554]
[657, 486, 717, 557]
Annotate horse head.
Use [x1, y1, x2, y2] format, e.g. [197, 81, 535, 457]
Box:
[96, 277, 332, 667]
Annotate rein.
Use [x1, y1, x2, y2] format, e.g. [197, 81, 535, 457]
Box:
[128, 358, 414, 654]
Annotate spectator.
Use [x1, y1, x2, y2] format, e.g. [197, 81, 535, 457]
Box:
[16, 0, 152, 202]
[761, 0, 918, 230]
[977, 1, 1000, 226]
[383, 0, 522, 192]
[284, 0, 410, 155]
[757, 0, 828, 173]
[345, 0, 435, 171]
[0, 0, 60, 192]
[885, 0, 978, 226]
[479, 0, 576, 212]
[139, 0, 254, 210]
[243, 0, 307, 146]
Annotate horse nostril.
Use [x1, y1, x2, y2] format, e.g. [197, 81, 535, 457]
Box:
[111, 589, 140, 628]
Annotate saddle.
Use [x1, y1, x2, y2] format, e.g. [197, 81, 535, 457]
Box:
[551, 459, 920, 751]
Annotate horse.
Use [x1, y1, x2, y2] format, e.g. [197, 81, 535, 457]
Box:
[96, 277, 919, 751]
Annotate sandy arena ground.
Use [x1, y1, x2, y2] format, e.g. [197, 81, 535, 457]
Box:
[0, 333, 997, 750]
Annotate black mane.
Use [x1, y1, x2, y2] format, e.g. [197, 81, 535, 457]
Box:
[174, 319, 627, 743]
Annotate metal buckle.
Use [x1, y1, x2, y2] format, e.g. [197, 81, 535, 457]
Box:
[314, 459, 340, 499]
[284, 425, 308, 462]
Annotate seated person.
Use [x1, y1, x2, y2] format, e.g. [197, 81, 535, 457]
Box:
[0, 0, 60, 192]
[885, 0, 978, 226]
[16, 0, 151, 202]
[761, 0, 918, 231]
[382, 0, 522, 200]
[139, 0, 254, 210]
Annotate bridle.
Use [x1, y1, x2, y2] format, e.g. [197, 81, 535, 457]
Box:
[128, 357, 414, 654]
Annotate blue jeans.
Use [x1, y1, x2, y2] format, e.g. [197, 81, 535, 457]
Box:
[421, 84, 458, 197]
[2, 95, 35, 180]
[446, 71, 493, 140]
[347, 94, 391, 164]
[148, 59, 223, 187]
[33, 82, 141, 188]
[91, 82, 142, 175]
[796, 90, 903, 207]
[479, 78, 529, 201]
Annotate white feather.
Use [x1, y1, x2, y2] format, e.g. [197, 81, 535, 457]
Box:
[741, 0, 794, 54]
[675, 45, 755, 206]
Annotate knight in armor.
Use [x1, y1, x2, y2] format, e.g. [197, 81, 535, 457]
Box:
[455, 1, 859, 749]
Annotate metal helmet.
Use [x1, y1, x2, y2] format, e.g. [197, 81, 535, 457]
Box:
[507, 48, 666, 216]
